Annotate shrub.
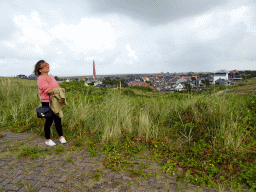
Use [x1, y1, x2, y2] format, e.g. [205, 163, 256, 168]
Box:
[129, 85, 155, 92]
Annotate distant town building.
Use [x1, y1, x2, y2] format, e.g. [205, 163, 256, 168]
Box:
[128, 81, 149, 87]
[175, 77, 187, 84]
[228, 70, 242, 81]
[214, 70, 228, 82]
[17, 74, 27, 79]
[28, 74, 37, 80]
[215, 79, 232, 86]
[141, 76, 149, 82]
[195, 75, 213, 86]
[95, 84, 112, 88]
[154, 75, 164, 78]
[175, 83, 184, 91]
[94, 80, 103, 87]
[214, 70, 242, 83]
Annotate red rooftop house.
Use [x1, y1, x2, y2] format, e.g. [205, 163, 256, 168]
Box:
[128, 81, 149, 87]
[154, 75, 164, 78]
[141, 76, 149, 82]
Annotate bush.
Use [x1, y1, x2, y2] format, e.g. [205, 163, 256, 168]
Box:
[121, 89, 136, 96]
[129, 85, 155, 92]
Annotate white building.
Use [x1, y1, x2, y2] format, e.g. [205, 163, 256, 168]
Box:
[214, 70, 228, 82]
[175, 83, 184, 91]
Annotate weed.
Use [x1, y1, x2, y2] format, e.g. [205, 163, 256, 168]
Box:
[68, 146, 80, 151]
[88, 147, 98, 157]
[89, 172, 103, 181]
[113, 180, 122, 186]
[27, 137, 35, 142]
[15, 141, 24, 146]
[30, 163, 35, 167]
[26, 189, 36, 192]
[15, 182, 35, 191]
[66, 157, 72, 163]
[18, 146, 49, 159]
[54, 146, 65, 154]
[9, 148, 20, 152]
[136, 177, 141, 183]
[48, 168, 54, 173]
[75, 182, 84, 188]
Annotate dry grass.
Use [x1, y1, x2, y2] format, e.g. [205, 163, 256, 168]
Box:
[226, 77, 256, 95]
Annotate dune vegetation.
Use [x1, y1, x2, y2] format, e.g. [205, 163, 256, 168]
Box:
[0, 77, 255, 191]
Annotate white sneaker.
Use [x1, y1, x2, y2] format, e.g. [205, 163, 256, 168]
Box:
[45, 140, 56, 146]
[59, 137, 66, 144]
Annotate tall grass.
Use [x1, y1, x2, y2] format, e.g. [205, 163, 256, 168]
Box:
[1, 77, 254, 150]
[1, 77, 256, 189]
[0, 77, 38, 126]
[95, 92, 135, 142]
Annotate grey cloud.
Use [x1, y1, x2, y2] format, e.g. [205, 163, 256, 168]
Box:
[142, 20, 251, 72]
[85, 0, 230, 26]
[1, 0, 256, 76]
[0, 16, 17, 40]
[0, 3, 21, 40]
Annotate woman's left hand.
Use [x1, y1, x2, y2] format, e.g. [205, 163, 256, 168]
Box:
[62, 88, 65, 92]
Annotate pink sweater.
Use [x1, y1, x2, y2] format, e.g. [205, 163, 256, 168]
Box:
[37, 75, 60, 102]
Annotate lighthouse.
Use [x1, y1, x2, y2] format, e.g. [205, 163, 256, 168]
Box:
[93, 60, 97, 79]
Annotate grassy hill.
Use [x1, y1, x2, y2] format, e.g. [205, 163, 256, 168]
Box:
[0, 77, 255, 191]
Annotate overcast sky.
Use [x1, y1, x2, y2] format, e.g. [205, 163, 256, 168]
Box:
[1, 0, 256, 77]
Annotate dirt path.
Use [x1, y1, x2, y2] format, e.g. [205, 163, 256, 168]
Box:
[0, 131, 216, 192]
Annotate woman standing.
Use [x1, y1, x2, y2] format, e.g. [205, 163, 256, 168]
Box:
[34, 60, 67, 146]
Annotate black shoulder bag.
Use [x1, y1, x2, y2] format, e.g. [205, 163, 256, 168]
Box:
[36, 87, 53, 118]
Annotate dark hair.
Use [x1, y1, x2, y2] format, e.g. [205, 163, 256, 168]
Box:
[34, 60, 45, 76]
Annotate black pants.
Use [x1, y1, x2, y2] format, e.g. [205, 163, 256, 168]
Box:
[42, 102, 63, 139]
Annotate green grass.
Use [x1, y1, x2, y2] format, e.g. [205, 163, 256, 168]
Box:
[14, 145, 65, 159]
[0, 77, 256, 191]
[66, 157, 72, 163]
[15, 182, 35, 191]
[88, 171, 103, 181]
[17, 146, 49, 159]
[113, 180, 122, 186]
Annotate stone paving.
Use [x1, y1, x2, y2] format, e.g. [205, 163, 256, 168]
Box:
[0, 131, 217, 192]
